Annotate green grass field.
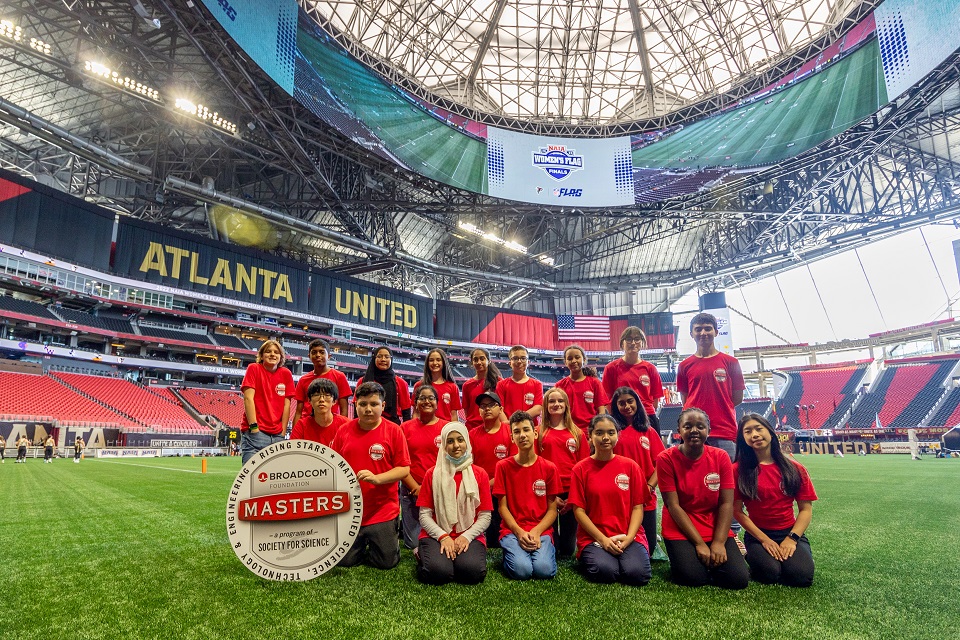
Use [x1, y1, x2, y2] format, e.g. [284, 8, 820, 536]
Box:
[4, 454, 957, 639]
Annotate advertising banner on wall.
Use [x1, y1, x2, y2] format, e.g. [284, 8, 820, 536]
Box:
[310, 270, 434, 338]
[486, 127, 635, 207]
[113, 218, 311, 312]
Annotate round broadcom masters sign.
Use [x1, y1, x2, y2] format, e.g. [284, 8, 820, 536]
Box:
[226, 440, 363, 581]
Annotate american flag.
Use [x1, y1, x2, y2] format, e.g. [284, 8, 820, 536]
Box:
[557, 315, 611, 341]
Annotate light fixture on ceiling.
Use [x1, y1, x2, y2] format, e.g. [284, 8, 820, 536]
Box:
[83, 60, 161, 101]
[174, 98, 238, 134]
[457, 221, 527, 254]
[0, 19, 22, 43]
[28, 37, 51, 56]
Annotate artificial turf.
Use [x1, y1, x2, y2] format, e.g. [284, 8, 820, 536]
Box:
[3, 454, 957, 639]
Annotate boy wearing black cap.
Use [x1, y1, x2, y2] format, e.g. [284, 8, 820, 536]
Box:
[469, 391, 517, 547]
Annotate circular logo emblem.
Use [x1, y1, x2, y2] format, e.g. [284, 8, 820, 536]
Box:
[533, 479, 547, 497]
[495, 444, 509, 459]
[226, 440, 363, 581]
[640, 436, 650, 450]
[368, 443, 385, 461]
[615, 473, 630, 491]
[433, 435, 442, 449]
[704, 472, 721, 491]
[566, 438, 577, 453]
[524, 392, 535, 406]
[275, 383, 287, 396]
[584, 391, 595, 404]
[713, 369, 728, 384]
[640, 374, 650, 387]
[442, 392, 451, 405]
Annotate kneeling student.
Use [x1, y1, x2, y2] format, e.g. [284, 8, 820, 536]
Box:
[331, 381, 411, 570]
[568, 415, 652, 586]
[493, 411, 560, 580]
[416, 422, 493, 585]
[290, 378, 347, 447]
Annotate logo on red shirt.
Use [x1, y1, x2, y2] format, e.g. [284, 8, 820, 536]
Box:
[275, 383, 287, 395]
[704, 472, 721, 491]
[640, 436, 650, 450]
[566, 437, 577, 453]
[433, 435, 442, 448]
[584, 391, 595, 404]
[713, 369, 727, 383]
[368, 443, 385, 461]
[442, 392, 451, 405]
[533, 479, 547, 496]
[495, 444, 509, 459]
[523, 392, 535, 406]
[640, 374, 650, 387]
[615, 473, 630, 491]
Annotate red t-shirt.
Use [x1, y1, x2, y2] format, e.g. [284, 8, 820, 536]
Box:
[461, 377, 489, 430]
[492, 456, 561, 540]
[240, 363, 294, 434]
[416, 466, 493, 543]
[496, 376, 544, 421]
[613, 427, 661, 510]
[538, 427, 589, 492]
[290, 413, 347, 447]
[358, 376, 412, 423]
[554, 376, 609, 429]
[413, 380, 463, 422]
[331, 418, 411, 526]
[468, 423, 517, 481]
[401, 417, 448, 484]
[294, 368, 352, 417]
[601, 359, 664, 415]
[567, 455, 650, 556]
[657, 445, 735, 542]
[733, 461, 818, 530]
[676, 352, 745, 441]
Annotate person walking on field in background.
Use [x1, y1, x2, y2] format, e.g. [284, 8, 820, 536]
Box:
[44, 435, 55, 463]
[16, 435, 28, 463]
[74, 436, 85, 463]
[293, 339, 352, 418]
[0, 434, 5, 463]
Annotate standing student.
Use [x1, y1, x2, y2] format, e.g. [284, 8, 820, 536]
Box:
[494, 411, 561, 580]
[294, 339, 352, 417]
[734, 413, 818, 587]
[73, 436, 85, 463]
[240, 340, 295, 464]
[416, 422, 493, 585]
[556, 345, 609, 429]
[17, 435, 28, 463]
[290, 378, 347, 447]
[461, 348, 502, 431]
[44, 435, 55, 463]
[568, 415, 651, 586]
[400, 385, 449, 550]
[413, 348, 463, 422]
[496, 345, 543, 422]
[609, 386, 664, 557]
[331, 381, 411, 570]
[538, 387, 590, 558]
[360, 347, 412, 425]
[602, 326, 665, 429]
[468, 391, 517, 548]
[658, 408, 749, 589]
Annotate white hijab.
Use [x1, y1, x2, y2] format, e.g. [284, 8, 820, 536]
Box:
[432, 422, 481, 534]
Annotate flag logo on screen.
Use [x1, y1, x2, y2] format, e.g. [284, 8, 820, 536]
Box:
[557, 315, 610, 341]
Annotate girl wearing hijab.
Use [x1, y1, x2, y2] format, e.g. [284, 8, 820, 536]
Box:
[360, 346, 412, 424]
[416, 422, 493, 585]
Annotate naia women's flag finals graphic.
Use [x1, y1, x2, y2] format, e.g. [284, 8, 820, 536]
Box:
[226, 440, 363, 581]
[486, 126, 635, 207]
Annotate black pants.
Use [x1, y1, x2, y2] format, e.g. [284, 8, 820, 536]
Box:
[744, 529, 815, 587]
[484, 509, 502, 549]
[579, 541, 651, 586]
[553, 492, 577, 558]
[641, 509, 659, 558]
[340, 518, 400, 570]
[17, 446, 26, 461]
[44, 446, 53, 461]
[664, 537, 750, 589]
[417, 537, 487, 585]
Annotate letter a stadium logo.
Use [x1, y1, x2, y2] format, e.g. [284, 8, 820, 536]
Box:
[532, 145, 584, 181]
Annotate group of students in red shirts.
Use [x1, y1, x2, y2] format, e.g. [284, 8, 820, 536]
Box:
[236, 315, 817, 587]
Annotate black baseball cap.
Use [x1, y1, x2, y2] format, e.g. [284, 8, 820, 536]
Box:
[475, 391, 502, 407]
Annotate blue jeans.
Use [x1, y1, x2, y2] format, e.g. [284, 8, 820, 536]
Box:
[500, 534, 557, 580]
[707, 437, 741, 534]
[241, 429, 285, 464]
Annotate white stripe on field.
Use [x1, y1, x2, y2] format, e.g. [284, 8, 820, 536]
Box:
[97, 460, 235, 474]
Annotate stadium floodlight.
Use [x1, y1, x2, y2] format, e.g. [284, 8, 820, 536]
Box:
[29, 37, 51, 56]
[537, 256, 556, 267]
[174, 97, 238, 135]
[83, 60, 161, 101]
[0, 19, 22, 43]
[457, 221, 529, 255]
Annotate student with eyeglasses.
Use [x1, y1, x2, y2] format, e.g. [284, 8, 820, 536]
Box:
[601, 326, 665, 430]
[400, 385, 450, 551]
[496, 345, 544, 424]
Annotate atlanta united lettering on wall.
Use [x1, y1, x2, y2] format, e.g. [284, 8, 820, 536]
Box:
[226, 440, 363, 581]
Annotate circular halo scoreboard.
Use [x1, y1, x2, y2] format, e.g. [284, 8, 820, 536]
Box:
[226, 440, 363, 581]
